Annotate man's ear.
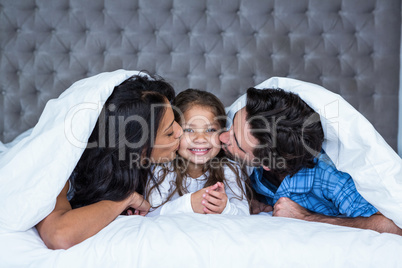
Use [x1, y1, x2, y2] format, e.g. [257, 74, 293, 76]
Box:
[262, 165, 270, 171]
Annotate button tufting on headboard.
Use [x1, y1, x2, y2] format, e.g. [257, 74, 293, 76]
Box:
[0, 0, 400, 151]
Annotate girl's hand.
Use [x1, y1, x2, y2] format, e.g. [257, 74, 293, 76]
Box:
[123, 192, 151, 216]
[202, 182, 228, 214]
[191, 188, 209, 214]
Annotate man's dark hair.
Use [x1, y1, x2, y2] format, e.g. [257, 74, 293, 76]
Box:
[246, 87, 324, 177]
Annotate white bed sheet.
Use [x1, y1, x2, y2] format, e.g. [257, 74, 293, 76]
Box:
[1, 214, 402, 268]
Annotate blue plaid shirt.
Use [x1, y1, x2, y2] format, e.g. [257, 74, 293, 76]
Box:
[250, 153, 378, 217]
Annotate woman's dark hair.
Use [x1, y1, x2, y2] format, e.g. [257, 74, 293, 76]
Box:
[69, 74, 175, 208]
[246, 87, 324, 178]
[147, 89, 250, 207]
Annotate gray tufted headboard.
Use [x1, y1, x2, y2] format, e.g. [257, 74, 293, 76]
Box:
[0, 0, 400, 152]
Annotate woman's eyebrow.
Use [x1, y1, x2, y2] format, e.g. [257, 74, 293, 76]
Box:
[164, 120, 175, 133]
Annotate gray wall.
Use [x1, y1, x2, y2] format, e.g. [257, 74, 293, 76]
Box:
[399, 13, 402, 157]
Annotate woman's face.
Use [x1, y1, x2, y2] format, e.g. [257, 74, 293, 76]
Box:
[149, 103, 183, 163]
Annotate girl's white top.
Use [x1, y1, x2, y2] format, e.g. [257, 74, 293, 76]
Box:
[147, 161, 250, 216]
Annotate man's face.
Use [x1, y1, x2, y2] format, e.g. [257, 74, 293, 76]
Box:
[219, 107, 259, 166]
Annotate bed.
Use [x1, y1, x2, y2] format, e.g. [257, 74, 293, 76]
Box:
[1, 1, 402, 267]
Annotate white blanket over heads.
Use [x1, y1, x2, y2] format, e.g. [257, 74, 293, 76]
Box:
[0, 71, 401, 231]
[0, 71, 402, 267]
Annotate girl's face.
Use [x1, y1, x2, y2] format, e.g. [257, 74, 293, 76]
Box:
[150, 103, 183, 163]
[178, 105, 222, 165]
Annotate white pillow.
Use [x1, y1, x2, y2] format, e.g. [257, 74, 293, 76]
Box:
[227, 77, 402, 228]
[0, 70, 141, 232]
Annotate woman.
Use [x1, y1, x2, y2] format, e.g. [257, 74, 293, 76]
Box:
[36, 74, 183, 250]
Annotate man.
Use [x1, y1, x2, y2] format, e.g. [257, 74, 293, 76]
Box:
[219, 86, 402, 235]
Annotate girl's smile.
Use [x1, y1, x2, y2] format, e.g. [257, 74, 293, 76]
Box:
[188, 148, 212, 155]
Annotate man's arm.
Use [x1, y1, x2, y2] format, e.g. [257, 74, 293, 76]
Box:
[36, 182, 149, 250]
[273, 197, 402, 235]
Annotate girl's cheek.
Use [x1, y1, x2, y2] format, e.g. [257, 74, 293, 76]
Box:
[212, 135, 221, 148]
[179, 136, 187, 147]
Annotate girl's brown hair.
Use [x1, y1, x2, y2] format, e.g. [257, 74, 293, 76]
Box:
[147, 89, 251, 208]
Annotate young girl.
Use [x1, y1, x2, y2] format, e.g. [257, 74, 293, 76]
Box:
[147, 89, 250, 216]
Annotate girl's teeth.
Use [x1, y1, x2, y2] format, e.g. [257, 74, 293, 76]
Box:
[191, 149, 208, 151]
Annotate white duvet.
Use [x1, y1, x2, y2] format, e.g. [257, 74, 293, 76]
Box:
[0, 70, 401, 267]
[1, 214, 402, 267]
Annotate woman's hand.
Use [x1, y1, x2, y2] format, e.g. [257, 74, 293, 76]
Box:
[124, 192, 150, 216]
[37, 183, 150, 249]
[202, 182, 228, 214]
